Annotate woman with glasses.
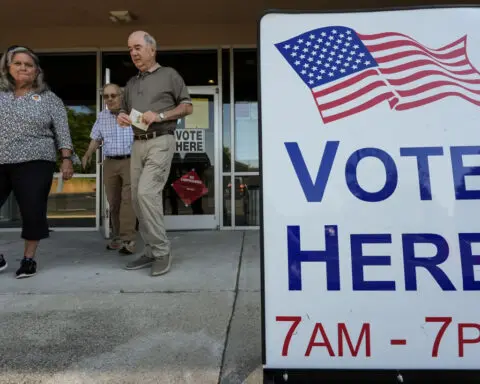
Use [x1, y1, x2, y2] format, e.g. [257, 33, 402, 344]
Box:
[0, 45, 74, 279]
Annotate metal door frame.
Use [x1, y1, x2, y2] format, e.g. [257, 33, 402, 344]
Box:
[98, 68, 111, 239]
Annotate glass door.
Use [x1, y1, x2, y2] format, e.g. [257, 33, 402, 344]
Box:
[97, 83, 220, 232]
[164, 86, 220, 230]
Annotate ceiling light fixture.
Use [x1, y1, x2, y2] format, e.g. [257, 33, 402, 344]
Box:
[109, 10, 135, 23]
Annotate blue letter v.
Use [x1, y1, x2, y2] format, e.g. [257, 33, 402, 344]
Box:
[284, 141, 339, 202]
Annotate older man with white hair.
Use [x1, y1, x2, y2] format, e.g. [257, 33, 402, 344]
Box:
[117, 30, 193, 276]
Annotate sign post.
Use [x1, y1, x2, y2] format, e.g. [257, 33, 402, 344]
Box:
[258, 6, 480, 382]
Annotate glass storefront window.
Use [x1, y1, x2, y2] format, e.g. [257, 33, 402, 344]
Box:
[222, 49, 232, 173]
[234, 49, 259, 172]
[103, 50, 218, 88]
[0, 53, 98, 229]
[223, 176, 232, 227]
[48, 175, 97, 221]
[0, 196, 20, 228]
[40, 53, 98, 227]
[38, 53, 98, 174]
[0, 48, 262, 230]
[233, 175, 260, 226]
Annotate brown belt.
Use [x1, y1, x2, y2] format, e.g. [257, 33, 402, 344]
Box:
[133, 131, 174, 141]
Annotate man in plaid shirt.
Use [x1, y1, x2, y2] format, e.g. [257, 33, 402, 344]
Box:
[82, 83, 137, 254]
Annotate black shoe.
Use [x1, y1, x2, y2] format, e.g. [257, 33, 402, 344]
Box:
[0, 254, 7, 272]
[16, 258, 37, 279]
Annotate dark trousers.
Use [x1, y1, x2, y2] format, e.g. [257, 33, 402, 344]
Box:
[0, 160, 55, 240]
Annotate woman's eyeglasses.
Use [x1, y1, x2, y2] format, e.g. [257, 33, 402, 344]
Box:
[103, 94, 118, 99]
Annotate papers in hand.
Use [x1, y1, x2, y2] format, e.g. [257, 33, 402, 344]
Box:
[129, 109, 148, 131]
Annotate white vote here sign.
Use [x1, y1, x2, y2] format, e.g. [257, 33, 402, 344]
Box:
[259, 7, 480, 370]
[175, 128, 205, 153]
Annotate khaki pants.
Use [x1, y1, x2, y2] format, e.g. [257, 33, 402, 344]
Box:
[131, 134, 175, 259]
[104, 157, 136, 242]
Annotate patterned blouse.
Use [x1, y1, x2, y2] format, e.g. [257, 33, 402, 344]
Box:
[0, 90, 73, 164]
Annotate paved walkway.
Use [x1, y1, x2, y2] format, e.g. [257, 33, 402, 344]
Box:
[0, 230, 262, 384]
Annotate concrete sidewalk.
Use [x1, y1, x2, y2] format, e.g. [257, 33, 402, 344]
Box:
[0, 230, 262, 384]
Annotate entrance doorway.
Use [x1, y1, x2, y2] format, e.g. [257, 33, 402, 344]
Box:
[100, 50, 220, 234]
[98, 85, 220, 234]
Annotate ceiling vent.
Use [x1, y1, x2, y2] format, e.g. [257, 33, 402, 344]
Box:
[109, 11, 135, 23]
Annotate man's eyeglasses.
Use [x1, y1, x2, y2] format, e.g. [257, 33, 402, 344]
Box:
[103, 94, 118, 99]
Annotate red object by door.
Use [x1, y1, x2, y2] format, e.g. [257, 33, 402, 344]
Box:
[171, 170, 208, 206]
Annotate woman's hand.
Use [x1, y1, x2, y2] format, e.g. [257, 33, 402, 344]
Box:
[60, 159, 74, 180]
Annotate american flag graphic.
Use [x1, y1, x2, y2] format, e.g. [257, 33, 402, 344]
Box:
[275, 26, 480, 123]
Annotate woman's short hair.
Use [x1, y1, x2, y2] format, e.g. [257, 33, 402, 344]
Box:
[0, 45, 48, 93]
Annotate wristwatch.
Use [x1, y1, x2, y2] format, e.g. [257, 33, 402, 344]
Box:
[158, 112, 166, 121]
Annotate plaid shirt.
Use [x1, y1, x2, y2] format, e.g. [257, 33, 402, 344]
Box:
[90, 110, 133, 157]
